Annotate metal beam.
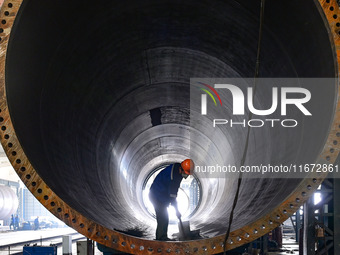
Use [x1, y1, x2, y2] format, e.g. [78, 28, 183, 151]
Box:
[296, 208, 301, 242]
[303, 197, 315, 255]
[334, 178, 340, 255]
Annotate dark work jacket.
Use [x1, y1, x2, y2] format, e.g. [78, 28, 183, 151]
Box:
[149, 163, 183, 204]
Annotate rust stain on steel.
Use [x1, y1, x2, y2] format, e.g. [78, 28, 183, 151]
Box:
[0, 0, 339, 254]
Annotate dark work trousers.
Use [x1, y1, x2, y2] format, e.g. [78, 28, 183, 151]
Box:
[149, 192, 169, 240]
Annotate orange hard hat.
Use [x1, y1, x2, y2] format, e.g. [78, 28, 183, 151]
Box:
[181, 159, 195, 175]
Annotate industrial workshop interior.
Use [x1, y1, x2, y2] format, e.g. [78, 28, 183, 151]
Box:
[0, 0, 339, 254]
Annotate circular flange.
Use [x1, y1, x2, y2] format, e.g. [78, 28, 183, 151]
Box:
[0, 0, 339, 254]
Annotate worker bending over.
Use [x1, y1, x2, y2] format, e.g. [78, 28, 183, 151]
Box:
[149, 159, 195, 241]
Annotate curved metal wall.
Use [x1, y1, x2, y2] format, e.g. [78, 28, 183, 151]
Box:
[0, 0, 339, 254]
[0, 185, 18, 220]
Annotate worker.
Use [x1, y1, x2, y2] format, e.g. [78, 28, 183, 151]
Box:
[9, 214, 14, 230]
[149, 159, 195, 241]
[14, 215, 19, 230]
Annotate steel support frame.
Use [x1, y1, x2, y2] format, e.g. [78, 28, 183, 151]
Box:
[304, 196, 316, 255]
[333, 178, 340, 254]
[303, 177, 340, 255]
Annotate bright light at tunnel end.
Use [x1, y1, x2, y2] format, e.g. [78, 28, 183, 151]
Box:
[142, 167, 201, 224]
[143, 189, 190, 223]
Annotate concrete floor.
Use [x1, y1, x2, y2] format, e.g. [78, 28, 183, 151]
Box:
[0, 226, 98, 255]
[0, 226, 300, 255]
[0, 227, 77, 246]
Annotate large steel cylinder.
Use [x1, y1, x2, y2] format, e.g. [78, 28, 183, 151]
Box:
[0, 0, 340, 254]
[0, 185, 18, 220]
